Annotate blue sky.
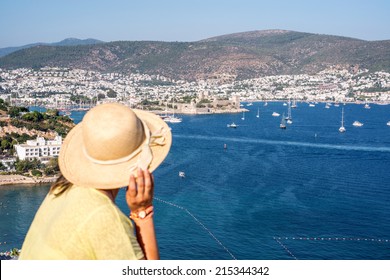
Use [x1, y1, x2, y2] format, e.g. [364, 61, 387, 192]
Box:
[1, 0, 389, 48]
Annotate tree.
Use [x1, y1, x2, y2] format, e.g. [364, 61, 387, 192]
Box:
[106, 89, 117, 98]
[44, 158, 59, 176]
[0, 162, 7, 171]
[31, 169, 42, 177]
[1, 139, 11, 150]
[97, 93, 106, 100]
[15, 158, 42, 174]
[21, 111, 44, 122]
[8, 107, 22, 118]
[10, 248, 20, 257]
[46, 109, 60, 117]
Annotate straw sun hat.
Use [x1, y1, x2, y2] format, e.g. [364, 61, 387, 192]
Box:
[58, 103, 172, 189]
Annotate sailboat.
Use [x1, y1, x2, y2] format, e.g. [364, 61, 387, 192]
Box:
[241, 111, 245, 120]
[280, 113, 287, 129]
[339, 108, 346, 133]
[164, 99, 182, 123]
[291, 99, 297, 108]
[256, 107, 260, 118]
[285, 100, 293, 124]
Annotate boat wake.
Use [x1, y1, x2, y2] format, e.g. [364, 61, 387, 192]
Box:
[174, 134, 390, 153]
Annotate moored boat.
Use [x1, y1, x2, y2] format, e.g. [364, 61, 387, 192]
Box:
[227, 122, 238, 128]
[280, 114, 287, 129]
[352, 121, 363, 127]
[164, 116, 182, 123]
[339, 108, 346, 133]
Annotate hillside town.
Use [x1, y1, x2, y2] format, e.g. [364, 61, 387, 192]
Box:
[1, 66, 390, 182]
[0, 67, 390, 114]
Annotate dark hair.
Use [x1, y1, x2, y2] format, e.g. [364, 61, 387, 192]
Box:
[50, 174, 73, 196]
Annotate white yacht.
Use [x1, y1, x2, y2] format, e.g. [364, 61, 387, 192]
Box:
[272, 112, 280, 117]
[165, 116, 182, 123]
[164, 99, 182, 123]
[352, 121, 363, 127]
[227, 122, 238, 128]
[387, 121, 390, 126]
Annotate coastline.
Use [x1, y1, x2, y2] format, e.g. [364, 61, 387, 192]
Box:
[0, 174, 57, 186]
[150, 100, 389, 116]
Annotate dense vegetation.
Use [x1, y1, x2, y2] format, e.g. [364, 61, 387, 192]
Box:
[0, 99, 74, 176]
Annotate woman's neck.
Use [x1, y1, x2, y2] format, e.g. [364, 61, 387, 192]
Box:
[99, 189, 119, 202]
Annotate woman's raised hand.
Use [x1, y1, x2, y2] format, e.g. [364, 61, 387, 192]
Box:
[126, 168, 154, 213]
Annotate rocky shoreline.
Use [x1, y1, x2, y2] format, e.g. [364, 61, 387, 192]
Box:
[0, 174, 57, 186]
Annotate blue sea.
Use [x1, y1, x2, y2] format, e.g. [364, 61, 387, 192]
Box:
[1, 102, 390, 260]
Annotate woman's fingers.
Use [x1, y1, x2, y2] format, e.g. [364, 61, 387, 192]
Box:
[136, 168, 145, 196]
[143, 169, 151, 190]
[127, 174, 137, 198]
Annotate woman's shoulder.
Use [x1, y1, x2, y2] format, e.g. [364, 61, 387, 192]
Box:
[63, 186, 119, 215]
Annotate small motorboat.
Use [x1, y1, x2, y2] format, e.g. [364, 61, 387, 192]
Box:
[352, 121, 363, 127]
[227, 122, 238, 128]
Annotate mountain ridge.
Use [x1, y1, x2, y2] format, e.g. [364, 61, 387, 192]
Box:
[0, 30, 389, 81]
[0, 38, 104, 57]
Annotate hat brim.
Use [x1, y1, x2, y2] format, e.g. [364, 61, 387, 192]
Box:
[58, 109, 172, 189]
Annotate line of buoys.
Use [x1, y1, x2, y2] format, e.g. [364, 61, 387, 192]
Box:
[273, 236, 390, 259]
[154, 197, 236, 260]
[273, 236, 390, 243]
[273, 237, 298, 260]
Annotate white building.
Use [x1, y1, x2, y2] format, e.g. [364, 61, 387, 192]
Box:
[14, 135, 62, 161]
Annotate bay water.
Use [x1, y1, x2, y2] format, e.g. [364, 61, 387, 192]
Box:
[1, 102, 389, 259]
